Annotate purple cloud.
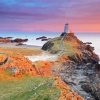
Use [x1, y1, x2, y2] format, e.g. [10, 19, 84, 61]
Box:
[0, 0, 100, 32]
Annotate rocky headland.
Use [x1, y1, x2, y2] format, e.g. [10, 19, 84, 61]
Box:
[42, 32, 100, 100]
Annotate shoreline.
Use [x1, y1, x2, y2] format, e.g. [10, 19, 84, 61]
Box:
[0, 42, 41, 49]
[0, 42, 99, 57]
[0, 43, 42, 56]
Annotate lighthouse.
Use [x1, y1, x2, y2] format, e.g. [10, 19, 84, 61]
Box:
[64, 23, 69, 33]
[60, 23, 69, 52]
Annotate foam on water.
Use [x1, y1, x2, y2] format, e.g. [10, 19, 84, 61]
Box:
[26, 52, 58, 62]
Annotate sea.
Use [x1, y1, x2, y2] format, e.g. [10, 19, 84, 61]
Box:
[0, 32, 100, 58]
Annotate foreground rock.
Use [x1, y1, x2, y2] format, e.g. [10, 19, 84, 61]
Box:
[42, 32, 100, 100]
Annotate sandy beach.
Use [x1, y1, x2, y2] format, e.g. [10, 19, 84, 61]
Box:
[0, 42, 41, 49]
[0, 43, 42, 56]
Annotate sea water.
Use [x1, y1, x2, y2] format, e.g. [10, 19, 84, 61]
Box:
[76, 33, 100, 58]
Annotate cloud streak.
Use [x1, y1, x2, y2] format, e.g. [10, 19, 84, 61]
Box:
[0, 0, 100, 32]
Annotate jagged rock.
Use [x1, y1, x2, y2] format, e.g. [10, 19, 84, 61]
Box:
[81, 83, 100, 100]
[0, 54, 8, 66]
[11, 38, 28, 43]
[0, 57, 8, 65]
[55, 61, 100, 100]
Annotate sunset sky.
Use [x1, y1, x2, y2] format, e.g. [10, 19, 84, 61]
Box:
[0, 0, 100, 32]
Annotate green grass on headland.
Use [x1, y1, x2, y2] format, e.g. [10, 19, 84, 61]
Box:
[48, 37, 75, 56]
[0, 77, 60, 100]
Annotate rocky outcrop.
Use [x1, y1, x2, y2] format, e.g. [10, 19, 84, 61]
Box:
[0, 37, 28, 43]
[36, 36, 47, 40]
[0, 53, 8, 65]
[54, 61, 100, 100]
[42, 41, 54, 51]
[42, 32, 100, 100]
[36, 36, 51, 41]
[0, 38, 11, 43]
[11, 38, 28, 43]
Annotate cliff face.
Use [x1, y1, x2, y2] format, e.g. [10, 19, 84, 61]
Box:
[42, 33, 100, 100]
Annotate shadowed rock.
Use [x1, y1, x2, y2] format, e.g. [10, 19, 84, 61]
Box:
[0, 53, 8, 65]
[36, 36, 47, 40]
[11, 38, 28, 43]
[42, 41, 54, 51]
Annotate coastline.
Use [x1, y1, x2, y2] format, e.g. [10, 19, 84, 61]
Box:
[0, 43, 42, 56]
[0, 42, 41, 49]
[0, 42, 99, 60]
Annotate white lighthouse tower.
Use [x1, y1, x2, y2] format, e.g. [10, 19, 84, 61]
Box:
[59, 23, 69, 53]
[64, 23, 69, 33]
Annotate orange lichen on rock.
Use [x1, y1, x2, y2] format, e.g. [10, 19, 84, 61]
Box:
[6, 55, 39, 76]
[33, 61, 54, 77]
[0, 68, 14, 80]
[54, 77, 84, 100]
[64, 33, 82, 47]
[0, 49, 38, 78]
[0, 48, 54, 78]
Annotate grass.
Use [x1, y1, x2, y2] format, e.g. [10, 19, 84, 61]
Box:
[0, 76, 60, 100]
[49, 37, 75, 56]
